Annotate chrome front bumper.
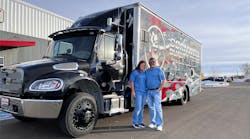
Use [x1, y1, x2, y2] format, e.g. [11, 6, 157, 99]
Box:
[0, 95, 63, 119]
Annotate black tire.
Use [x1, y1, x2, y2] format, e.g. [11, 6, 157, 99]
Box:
[58, 93, 98, 137]
[124, 87, 132, 111]
[12, 115, 34, 122]
[177, 89, 188, 105]
[187, 91, 191, 102]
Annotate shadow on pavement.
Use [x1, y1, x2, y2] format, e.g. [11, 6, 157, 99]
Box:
[92, 125, 155, 134]
[0, 119, 70, 139]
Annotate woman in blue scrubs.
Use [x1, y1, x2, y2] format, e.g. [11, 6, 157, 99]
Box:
[129, 60, 147, 128]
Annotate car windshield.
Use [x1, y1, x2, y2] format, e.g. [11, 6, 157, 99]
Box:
[52, 31, 97, 60]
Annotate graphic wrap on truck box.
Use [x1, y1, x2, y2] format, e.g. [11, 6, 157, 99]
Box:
[136, 7, 201, 101]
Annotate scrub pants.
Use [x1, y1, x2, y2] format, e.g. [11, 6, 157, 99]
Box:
[147, 90, 163, 126]
[132, 91, 147, 125]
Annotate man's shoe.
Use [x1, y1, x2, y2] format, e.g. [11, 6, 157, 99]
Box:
[132, 124, 141, 129]
[156, 126, 163, 131]
[139, 123, 146, 128]
[148, 123, 156, 129]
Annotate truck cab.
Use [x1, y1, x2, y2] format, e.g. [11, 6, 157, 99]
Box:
[50, 27, 125, 92]
[0, 14, 129, 137]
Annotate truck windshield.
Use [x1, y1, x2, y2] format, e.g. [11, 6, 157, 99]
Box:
[52, 31, 97, 60]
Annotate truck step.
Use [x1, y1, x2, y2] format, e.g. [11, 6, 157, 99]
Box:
[103, 94, 129, 115]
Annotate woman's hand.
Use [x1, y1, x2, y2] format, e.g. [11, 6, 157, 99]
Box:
[132, 90, 136, 98]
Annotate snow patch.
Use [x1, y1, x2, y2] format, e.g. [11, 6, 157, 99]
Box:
[0, 112, 13, 121]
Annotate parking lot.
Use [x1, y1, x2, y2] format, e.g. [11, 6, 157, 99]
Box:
[0, 83, 250, 139]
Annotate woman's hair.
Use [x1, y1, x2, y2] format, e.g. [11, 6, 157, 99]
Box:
[135, 60, 146, 70]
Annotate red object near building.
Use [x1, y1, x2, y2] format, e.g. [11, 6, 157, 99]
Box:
[0, 40, 35, 47]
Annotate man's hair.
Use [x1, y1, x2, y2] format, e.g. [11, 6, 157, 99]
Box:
[149, 57, 156, 65]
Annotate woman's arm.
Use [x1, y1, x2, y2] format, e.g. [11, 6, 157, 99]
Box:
[130, 81, 136, 97]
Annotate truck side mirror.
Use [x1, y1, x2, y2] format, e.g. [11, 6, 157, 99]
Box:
[114, 34, 123, 61]
[107, 18, 112, 26]
[117, 34, 123, 48]
[106, 18, 113, 31]
[43, 40, 53, 58]
[115, 34, 123, 52]
[115, 51, 122, 61]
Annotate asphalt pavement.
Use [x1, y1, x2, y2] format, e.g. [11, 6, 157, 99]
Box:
[0, 83, 250, 139]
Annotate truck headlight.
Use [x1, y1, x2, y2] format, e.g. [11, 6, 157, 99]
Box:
[29, 78, 63, 92]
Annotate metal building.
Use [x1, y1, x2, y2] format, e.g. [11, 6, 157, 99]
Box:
[0, 0, 74, 66]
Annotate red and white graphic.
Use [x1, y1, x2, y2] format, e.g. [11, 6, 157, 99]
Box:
[145, 25, 166, 68]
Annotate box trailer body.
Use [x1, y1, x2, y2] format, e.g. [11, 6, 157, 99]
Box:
[131, 5, 201, 101]
[0, 3, 201, 137]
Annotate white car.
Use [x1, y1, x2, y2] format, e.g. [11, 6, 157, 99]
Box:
[201, 80, 229, 87]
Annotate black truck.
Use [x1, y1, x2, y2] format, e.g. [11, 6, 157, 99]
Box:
[0, 3, 201, 137]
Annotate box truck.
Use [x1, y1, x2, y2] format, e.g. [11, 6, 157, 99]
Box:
[0, 3, 201, 137]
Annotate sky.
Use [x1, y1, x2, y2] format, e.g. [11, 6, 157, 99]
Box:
[24, 0, 250, 76]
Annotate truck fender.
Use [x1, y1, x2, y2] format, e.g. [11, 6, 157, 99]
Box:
[68, 77, 104, 114]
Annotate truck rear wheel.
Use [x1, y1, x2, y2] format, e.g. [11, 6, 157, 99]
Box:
[59, 93, 98, 137]
[177, 89, 188, 105]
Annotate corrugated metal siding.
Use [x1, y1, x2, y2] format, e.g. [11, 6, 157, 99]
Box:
[0, 30, 50, 66]
[0, 0, 73, 40]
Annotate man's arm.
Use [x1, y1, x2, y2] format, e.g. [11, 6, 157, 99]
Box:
[158, 79, 166, 92]
[158, 69, 166, 92]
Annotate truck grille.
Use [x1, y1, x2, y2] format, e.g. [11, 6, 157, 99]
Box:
[0, 57, 4, 67]
[0, 68, 24, 97]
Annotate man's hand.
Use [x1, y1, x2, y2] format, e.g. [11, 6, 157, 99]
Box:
[158, 79, 166, 92]
[157, 88, 162, 92]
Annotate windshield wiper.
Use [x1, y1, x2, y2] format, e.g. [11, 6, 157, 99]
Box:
[55, 54, 86, 61]
[55, 53, 77, 58]
[42, 56, 50, 59]
[57, 53, 72, 56]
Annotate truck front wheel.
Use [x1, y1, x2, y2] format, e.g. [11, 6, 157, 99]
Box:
[59, 93, 98, 137]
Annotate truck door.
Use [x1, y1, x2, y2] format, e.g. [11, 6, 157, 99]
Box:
[97, 33, 124, 92]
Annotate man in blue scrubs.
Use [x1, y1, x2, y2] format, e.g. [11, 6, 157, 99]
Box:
[146, 57, 166, 131]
